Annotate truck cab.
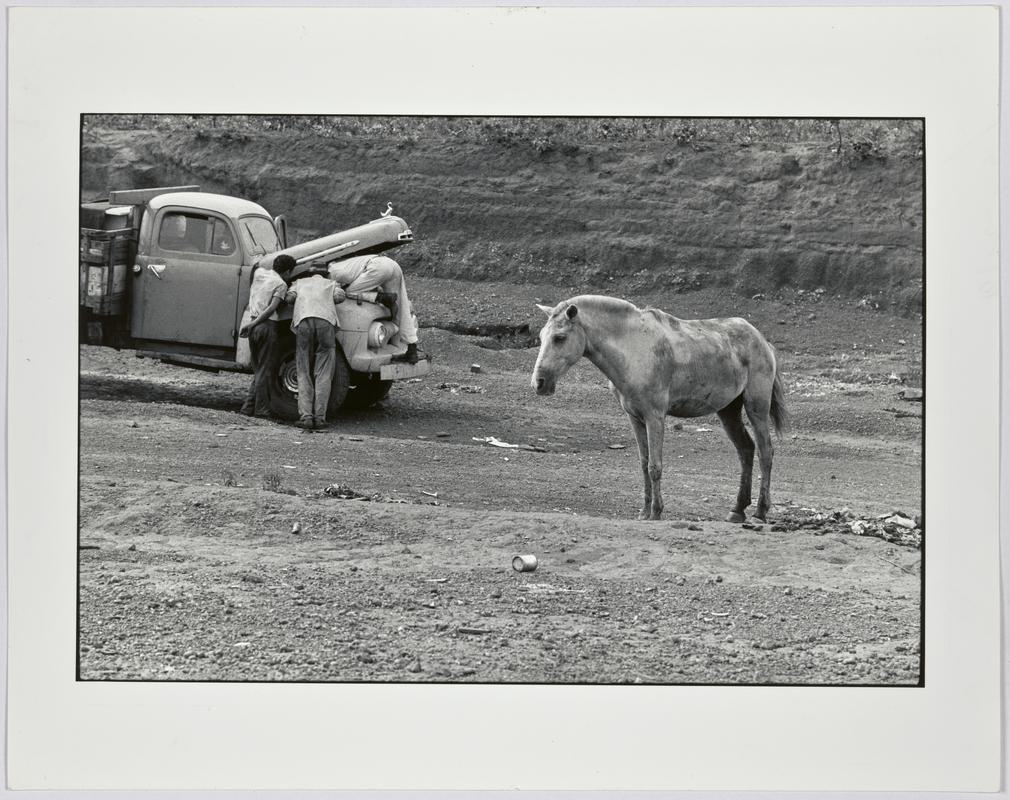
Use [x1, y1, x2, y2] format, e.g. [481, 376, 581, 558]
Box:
[132, 191, 279, 356]
[80, 186, 430, 418]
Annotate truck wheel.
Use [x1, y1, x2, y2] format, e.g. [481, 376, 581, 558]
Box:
[268, 339, 351, 422]
[343, 378, 393, 410]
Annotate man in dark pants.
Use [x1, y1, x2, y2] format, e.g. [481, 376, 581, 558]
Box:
[284, 265, 346, 430]
[238, 254, 295, 417]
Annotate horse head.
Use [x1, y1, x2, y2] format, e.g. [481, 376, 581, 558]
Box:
[531, 302, 586, 396]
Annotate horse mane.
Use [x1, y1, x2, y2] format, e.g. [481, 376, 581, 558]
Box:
[554, 295, 681, 332]
[553, 294, 638, 319]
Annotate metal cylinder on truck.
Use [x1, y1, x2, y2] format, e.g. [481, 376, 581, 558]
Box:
[258, 215, 413, 271]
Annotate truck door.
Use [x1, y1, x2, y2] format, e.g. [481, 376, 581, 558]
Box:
[131, 209, 243, 347]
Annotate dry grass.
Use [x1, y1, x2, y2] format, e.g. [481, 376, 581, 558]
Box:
[83, 115, 924, 161]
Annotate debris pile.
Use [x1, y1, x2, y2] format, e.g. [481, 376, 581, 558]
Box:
[320, 484, 440, 507]
[771, 505, 922, 548]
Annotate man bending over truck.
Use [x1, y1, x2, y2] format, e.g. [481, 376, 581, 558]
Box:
[238, 254, 295, 418]
[327, 254, 427, 364]
[285, 266, 346, 430]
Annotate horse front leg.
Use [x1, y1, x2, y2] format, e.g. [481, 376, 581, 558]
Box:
[628, 414, 652, 520]
[645, 414, 666, 520]
[744, 405, 775, 522]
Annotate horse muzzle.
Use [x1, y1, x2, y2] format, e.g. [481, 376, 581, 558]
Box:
[532, 374, 556, 396]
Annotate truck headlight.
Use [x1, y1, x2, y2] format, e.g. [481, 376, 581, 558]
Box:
[368, 321, 399, 349]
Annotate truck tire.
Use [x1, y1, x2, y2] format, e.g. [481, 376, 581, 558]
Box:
[343, 377, 393, 410]
[268, 337, 351, 422]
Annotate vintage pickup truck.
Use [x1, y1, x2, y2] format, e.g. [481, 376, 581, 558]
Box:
[79, 185, 430, 418]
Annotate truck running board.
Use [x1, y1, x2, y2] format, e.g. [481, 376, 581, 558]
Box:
[135, 351, 249, 374]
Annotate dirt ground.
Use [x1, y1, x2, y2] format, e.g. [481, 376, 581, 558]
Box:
[78, 281, 922, 685]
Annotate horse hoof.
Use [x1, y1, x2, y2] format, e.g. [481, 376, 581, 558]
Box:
[727, 512, 746, 524]
[753, 514, 767, 523]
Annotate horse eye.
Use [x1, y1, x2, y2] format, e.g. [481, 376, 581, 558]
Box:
[552, 334, 567, 344]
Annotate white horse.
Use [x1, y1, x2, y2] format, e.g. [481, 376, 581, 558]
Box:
[531, 295, 786, 522]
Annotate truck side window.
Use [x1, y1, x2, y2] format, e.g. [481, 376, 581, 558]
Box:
[211, 218, 236, 255]
[159, 213, 211, 254]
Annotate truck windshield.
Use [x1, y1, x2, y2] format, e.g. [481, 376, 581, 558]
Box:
[239, 216, 281, 257]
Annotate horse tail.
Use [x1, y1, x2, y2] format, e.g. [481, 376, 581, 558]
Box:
[770, 357, 788, 436]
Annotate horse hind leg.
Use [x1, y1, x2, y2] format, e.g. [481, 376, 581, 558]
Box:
[717, 395, 755, 523]
[743, 396, 775, 522]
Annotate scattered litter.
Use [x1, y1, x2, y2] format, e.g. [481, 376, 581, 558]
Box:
[710, 611, 731, 618]
[347, 436, 364, 442]
[439, 382, 484, 394]
[898, 388, 923, 402]
[608, 444, 627, 450]
[673, 423, 684, 430]
[215, 433, 228, 437]
[512, 554, 539, 572]
[885, 514, 916, 530]
[282, 465, 297, 470]
[436, 432, 451, 438]
[457, 627, 491, 636]
[694, 427, 713, 433]
[426, 578, 449, 584]
[323, 484, 378, 501]
[291, 521, 301, 535]
[474, 435, 516, 448]
[470, 364, 482, 374]
[473, 435, 546, 452]
[421, 490, 439, 498]
[233, 642, 251, 648]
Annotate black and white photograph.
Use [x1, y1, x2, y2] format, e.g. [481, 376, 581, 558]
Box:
[8, 4, 1004, 792]
[77, 114, 925, 686]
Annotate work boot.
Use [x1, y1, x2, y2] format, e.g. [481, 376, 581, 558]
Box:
[296, 418, 314, 430]
[391, 342, 425, 364]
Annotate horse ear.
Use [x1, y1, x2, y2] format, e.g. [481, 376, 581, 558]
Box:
[566, 304, 579, 320]
[536, 304, 554, 317]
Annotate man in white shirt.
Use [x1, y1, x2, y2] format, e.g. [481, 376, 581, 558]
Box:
[285, 268, 346, 430]
[327, 254, 426, 364]
[238, 254, 294, 417]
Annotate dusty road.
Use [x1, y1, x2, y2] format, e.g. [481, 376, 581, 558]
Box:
[79, 283, 923, 684]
